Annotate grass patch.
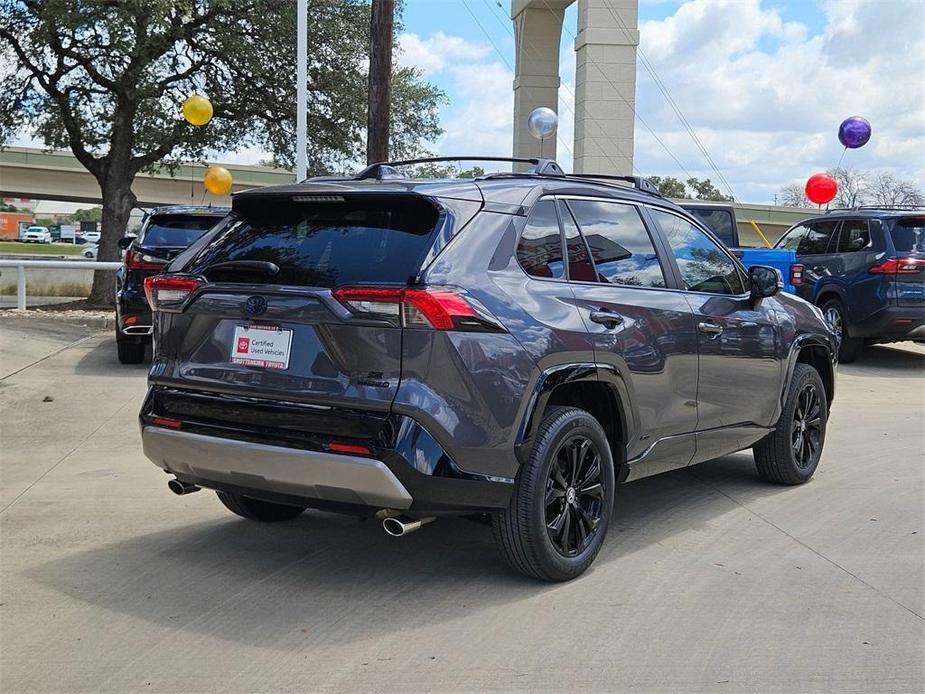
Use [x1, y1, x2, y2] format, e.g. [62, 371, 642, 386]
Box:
[0, 241, 83, 256]
[0, 280, 92, 297]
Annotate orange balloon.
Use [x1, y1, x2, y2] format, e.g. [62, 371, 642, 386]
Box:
[203, 165, 233, 195]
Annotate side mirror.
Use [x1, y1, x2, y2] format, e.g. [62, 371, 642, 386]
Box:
[117, 236, 136, 250]
[749, 265, 782, 303]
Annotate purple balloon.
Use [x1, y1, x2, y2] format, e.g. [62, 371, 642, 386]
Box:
[838, 116, 871, 149]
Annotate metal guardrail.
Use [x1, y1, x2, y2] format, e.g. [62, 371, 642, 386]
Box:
[0, 259, 121, 311]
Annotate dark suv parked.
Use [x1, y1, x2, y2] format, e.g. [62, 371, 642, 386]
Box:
[773, 208, 925, 362]
[115, 205, 229, 363]
[139, 158, 836, 581]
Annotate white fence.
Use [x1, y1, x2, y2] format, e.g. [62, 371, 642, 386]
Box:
[0, 259, 121, 311]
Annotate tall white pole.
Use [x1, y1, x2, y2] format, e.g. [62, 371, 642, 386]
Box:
[296, 0, 307, 181]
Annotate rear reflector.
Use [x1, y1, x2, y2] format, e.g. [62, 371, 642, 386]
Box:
[143, 276, 203, 311]
[327, 442, 371, 456]
[790, 263, 804, 286]
[332, 286, 497, 331]
[152, 417, 182, 429]
[869, 258, 925, 274]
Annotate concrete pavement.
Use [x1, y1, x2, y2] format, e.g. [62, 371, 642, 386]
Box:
[0, 320, 922, 693]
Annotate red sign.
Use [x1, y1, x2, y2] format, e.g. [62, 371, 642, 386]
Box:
[236, 337, 250, 353]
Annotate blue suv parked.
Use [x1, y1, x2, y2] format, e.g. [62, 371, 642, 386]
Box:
[773, 208, 925, 362]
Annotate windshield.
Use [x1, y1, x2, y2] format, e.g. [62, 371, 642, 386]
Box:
[890, 217, 925, 253]
[683, 208, 736, 246]
[190, 195, 441, 287]
[140, 214, 225, 247]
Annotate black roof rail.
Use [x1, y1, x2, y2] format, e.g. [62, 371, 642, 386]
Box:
[564, 173, 662, 197]
[825, 204, 925, 214]
[354, 156, 566, 181]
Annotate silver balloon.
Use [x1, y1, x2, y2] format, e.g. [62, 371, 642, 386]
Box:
[527, 107, 558, 139]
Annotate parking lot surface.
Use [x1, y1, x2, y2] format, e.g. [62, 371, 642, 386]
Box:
[1, 319, 923, 693]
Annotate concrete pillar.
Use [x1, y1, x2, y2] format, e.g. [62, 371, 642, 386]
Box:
[573, 0, 638, 175]
[511, 0, 572, 168]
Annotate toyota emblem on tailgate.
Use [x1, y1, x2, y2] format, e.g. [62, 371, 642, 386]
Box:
[244, 295, 267, 317]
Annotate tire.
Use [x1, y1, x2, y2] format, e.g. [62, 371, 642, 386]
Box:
[116, 337, 145, 364]
[753, 363, 828, 485]
[492, 406, 615, 581]
[216, 491, 306, 522]
[821, 299, 862, 363]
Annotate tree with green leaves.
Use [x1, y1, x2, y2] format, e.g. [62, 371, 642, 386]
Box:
[646, 175, 686, 199]
[685, 177, 733, 202]
[1, 0, 444, 305]
[73, 206, 103, 223]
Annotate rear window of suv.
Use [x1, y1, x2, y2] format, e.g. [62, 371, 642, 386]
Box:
[192, 195, 441, 287]
[890, 217, 925, 253]
[141, 215, 225, 247]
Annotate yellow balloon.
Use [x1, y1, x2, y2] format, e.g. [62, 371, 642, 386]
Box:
[203, 165, 233, 195]
[182, 94, 213, 126]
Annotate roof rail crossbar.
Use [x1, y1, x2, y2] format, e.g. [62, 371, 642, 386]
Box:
[354, 156, 566, 180]
[825, 204, 925, 213]
[564, 173, 662, 197]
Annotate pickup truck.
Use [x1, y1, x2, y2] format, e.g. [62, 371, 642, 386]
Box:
[678, 201, 800, 293]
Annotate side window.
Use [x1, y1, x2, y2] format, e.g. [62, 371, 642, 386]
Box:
[797, 221, 839, 255]
[567, 200, 667, 288]
[836, 219, 871, 252]
[558, 202, 597, 282]
[651, 209, 745, 295]
[516, 200, 564, 279]
[776, 224, 809, 251]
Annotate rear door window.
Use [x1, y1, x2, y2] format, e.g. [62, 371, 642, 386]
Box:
[835, 219, 871, 253]
[192, 195, 440, 287]
[566, 199, 666, 288]
[141, 215, 225, 247]
[558, 202, 597, 282]
[517, 199, 565, 279]
[797, 221, 840, 255]
[890, 216, 925, 253]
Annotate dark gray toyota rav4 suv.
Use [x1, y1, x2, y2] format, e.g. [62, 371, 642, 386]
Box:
[140, 157, 837, 581]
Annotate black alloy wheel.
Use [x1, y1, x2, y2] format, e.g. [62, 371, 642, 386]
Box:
[791, 382, 822, 469]
[545, 435, 605, 557]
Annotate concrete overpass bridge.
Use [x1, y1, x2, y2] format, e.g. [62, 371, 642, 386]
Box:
[0, 146, 294, 207]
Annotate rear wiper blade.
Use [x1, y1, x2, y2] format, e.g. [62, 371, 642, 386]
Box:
[205, 260, 280, 276]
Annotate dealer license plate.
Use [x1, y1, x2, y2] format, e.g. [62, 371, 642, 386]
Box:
[230, 325, 293, 370]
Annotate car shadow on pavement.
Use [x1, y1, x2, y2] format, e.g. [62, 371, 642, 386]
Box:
[840, 344, 925, 375]
[73, 337, 150, 375]
[26, 453, 787, 649]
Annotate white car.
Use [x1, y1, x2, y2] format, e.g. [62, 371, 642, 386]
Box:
[22, 226, 52, 244]
[82, 231, 101, 243]
[81, 244, 99, 259]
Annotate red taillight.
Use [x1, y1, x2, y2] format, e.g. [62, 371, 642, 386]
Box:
[125, 249, 166, 271]
[143, 275, 203, 311]
[790, 263, 804, 286]
[327, 442, 371, 456]
[869, 258, 925, 274]
[332, 286, 491, 331]
[151, 417, 182, 429]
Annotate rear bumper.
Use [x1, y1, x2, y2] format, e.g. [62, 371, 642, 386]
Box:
[116, 285, 152, 338]
[850, 306, 925, 341]
[143, 426, 414, 509]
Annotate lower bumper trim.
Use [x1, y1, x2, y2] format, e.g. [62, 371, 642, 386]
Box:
[142, 426, 413, 510]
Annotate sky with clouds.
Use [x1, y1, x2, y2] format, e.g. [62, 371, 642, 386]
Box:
[10, 0, 925, 209]
[396, 0, 925, 203]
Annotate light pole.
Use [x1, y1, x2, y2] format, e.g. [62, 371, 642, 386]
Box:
[296, 0, 307, 182]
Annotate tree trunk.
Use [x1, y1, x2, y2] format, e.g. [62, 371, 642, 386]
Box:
[85, 176, 137, 307]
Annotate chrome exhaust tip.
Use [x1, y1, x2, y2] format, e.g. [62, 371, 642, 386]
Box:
[167, 478, 200, 496]
[382, 515, 434, 537]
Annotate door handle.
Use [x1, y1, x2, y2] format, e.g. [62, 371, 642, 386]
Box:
[589, 310, 624, 329]
[698, 321, 723, 337]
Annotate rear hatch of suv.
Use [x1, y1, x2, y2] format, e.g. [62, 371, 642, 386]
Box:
[127, 211, 227, 284]
[144, 189, 483, 447]
[882, 216, 925, 308]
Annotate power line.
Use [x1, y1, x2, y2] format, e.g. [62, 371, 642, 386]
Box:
[601, 0, 738, 200]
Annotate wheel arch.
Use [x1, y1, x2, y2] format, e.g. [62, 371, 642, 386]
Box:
[784, 336, 836, 415]
[514, 363, 632, 481]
